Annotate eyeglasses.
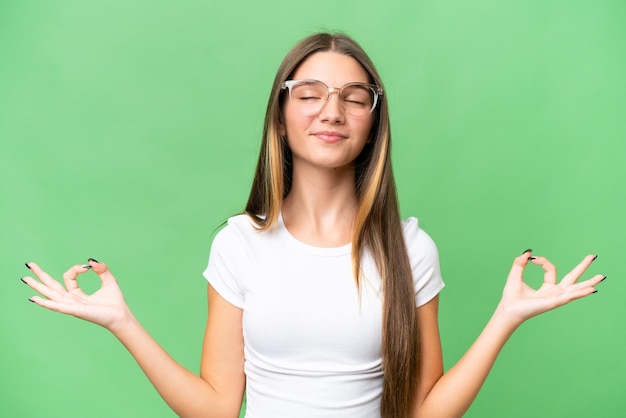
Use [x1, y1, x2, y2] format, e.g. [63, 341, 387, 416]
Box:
[281, 79, 383, 117]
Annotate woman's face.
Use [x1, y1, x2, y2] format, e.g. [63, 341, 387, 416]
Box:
[281, 51, 374, 172]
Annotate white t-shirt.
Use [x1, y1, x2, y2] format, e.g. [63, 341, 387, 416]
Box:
[203, 214, 444, 417]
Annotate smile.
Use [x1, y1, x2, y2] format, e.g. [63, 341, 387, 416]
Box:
[313, 131, 348, 143]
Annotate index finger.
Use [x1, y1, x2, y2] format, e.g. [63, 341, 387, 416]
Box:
[62, 264, 93, 292]
[528, 256, 557, 285]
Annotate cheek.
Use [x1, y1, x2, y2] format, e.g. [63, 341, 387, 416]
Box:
[358, 118, 375, 142]
[283, 107, 314, 136]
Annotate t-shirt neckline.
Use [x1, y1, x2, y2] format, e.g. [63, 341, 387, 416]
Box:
[277, 212, 352, 257]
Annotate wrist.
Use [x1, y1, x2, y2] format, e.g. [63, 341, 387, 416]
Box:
[492, 302, 525, 333]
[107, 306, 137, 337]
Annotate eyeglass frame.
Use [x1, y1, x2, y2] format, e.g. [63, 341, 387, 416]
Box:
[280, 79, 384, 116]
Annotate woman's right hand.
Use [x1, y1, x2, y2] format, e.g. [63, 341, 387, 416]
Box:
[22, 259, 130, 331]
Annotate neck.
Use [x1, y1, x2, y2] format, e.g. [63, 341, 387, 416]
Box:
[281, 163, 358, 247]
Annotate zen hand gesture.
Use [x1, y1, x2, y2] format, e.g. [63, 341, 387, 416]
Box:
[22, 259, 129, 331]
[498, 250, 605, 325]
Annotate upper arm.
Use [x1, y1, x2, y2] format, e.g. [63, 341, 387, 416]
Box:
[200, 284, 246, 416]
[413, 294, 444, 411]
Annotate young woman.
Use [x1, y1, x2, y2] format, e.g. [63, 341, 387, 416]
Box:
[22, 33, 604, 418]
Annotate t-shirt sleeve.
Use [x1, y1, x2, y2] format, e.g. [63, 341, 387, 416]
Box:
[202, 224, 245, 308]
[403, 217, 445, 307]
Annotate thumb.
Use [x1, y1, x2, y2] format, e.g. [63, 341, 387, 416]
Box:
[87, 258, 117, 285]
[506, 249, 533, 284]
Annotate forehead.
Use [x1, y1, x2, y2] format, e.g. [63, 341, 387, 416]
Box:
[292, 51, 369, 86]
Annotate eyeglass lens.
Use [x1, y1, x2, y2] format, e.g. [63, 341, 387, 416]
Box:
[289, 81, 375, 116]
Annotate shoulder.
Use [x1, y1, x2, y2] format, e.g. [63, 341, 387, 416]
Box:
[205, 215, 260, 307]
[213, 214, 263, 244]
[402, 217, 445, 306]
[227, 213, 264, 233]
[210, 214, 279, 260]
[401, 216, 439, 258]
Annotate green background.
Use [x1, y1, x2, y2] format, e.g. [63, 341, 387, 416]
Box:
[2, 1, 624, 417]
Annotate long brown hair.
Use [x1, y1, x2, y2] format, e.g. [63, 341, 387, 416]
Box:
[245, 32, 419, 418]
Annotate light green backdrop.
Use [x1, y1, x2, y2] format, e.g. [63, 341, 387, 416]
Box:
[1, 1, 624, 417]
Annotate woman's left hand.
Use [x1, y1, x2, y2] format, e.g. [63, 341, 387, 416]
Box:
[497, 251, 604, 325]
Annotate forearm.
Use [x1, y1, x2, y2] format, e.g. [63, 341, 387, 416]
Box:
[110, 311, 236, 418]
[415, 307, 519, 418]
[23, 261, 244, 417]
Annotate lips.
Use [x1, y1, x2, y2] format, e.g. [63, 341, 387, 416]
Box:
[313, 131, 348, 143]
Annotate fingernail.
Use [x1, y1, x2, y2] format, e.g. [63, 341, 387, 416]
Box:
[81, 265, 92, 270]
[20, 277, 27, 284]
[28, 298, 35, 303]
[530, 256, 537, 260]
[601, 275, 607, 282]
[25, 262, 31, 270]
[592, 255, 598, 261]
[88, 258, 99, 263]
[522, 249, 532, 254]
[592, 290, 598, 294]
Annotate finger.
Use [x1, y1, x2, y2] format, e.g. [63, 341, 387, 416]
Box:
[557, 278, 602, 305]
[29, 296, 80, 316]
[21, 275, 64, 301]
[567, 273, 605, 293]
[506, 251, 533, 283]
[88, 259, 118, 287]
[529, 256, 557, 285]
[24, 262, 66, 293]
[62, 264, 92, 292]
[560, 254, 598, 286]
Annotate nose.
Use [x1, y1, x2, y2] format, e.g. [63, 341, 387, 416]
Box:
[318, 89, 345, 123]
